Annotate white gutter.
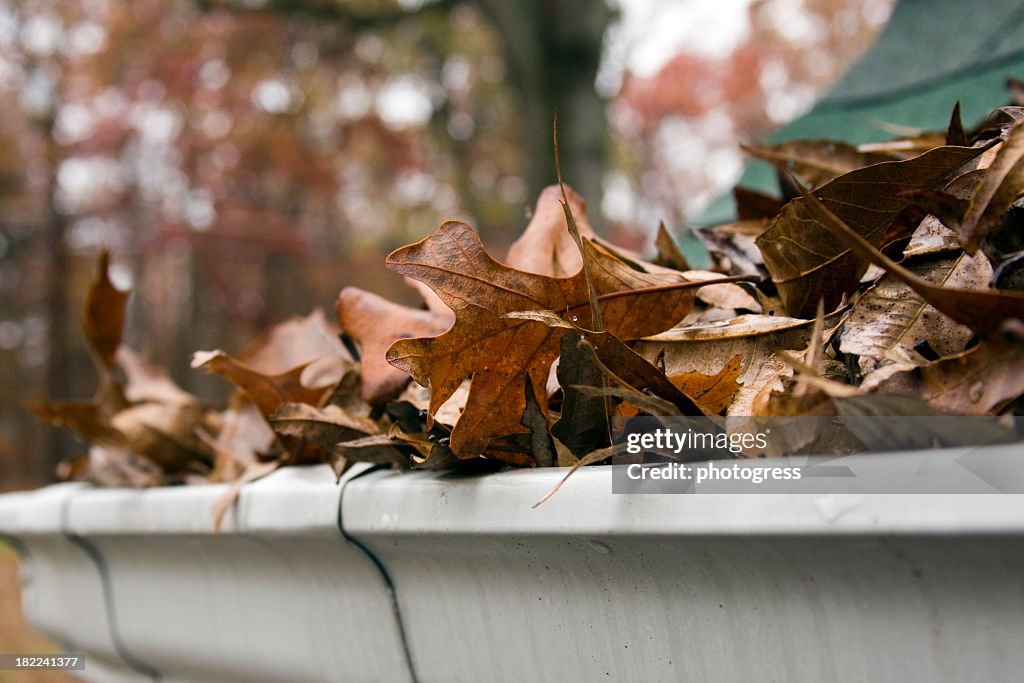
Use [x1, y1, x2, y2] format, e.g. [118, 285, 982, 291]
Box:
[2, 450, 1023, 682]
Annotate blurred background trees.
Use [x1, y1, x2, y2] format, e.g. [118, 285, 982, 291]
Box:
[0, 0, 892, 488]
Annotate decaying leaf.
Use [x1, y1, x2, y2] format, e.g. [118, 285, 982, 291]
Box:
[506, 183, 597, 276]
[960, 121, 1024, 253]
[872, 340, 1024, 415]
[336, 287, 452, 405]
[797, 176, 1024, 336]
[840, 251, 992, 376]
[33, 102, 1024, 497]
[668, 354, 743, 415]
[743, 140, 896, 188]
[634, 311, 846, 416]
[237, 308, 351, 375]
[191, 350, 333, 418]
[756, 144, 989, 317]
[386, 220, 705, 457]
[268, 402, 402, 474]
[653, 223, 690, 271]
[84, 250, 129, 372]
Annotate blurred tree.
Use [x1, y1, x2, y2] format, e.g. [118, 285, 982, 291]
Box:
[0, 0, 891, 488]
[216, 0, 614, 214]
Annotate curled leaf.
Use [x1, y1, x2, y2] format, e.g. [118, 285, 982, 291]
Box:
[756, 144, 990, 317]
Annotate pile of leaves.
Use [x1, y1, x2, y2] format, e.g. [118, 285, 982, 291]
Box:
[32, 101, 1024, 512]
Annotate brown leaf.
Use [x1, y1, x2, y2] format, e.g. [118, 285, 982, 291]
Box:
[203, 394, 277, 482]
[733, 187, 784, 221]
[27, 400, 126, 450]
[634, 311, 847, 416]
[110, 402, 218, 473]
[269, 402, 384, 463]
[684, 270, 761, 312]
[839, 251, 992, 376]
[744, 140, 896, 188]
[694, 220, 767, 278]
[668, 354, 743, 415]
[872, 340, 1024, 415]
[385, 220, 703, 457]
[335, 287, 452, 405]
[796, 176, 1024, 336]
[116, 347, 202, 406]
[506, 183, 597, 277]
[191, 350, 332, 417]
[83, 444, 165, 488]
[551, 329, 703, 456]
[653, 223, 690, 271]
[946, 101, 969, 147]
[756, 144, 989, 317]
[84, 250, 129, 371]
[237, 309, 351, 375]
[960, 121, 1024, 253]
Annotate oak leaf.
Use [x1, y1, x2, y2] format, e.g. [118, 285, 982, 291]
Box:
[385, 220, 702, 458]
[191, 350, 332, 418]
[336, 286, 452, 405]
[506, 184, 597, 276]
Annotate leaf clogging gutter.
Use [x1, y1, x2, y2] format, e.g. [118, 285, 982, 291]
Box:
[1, 451, 1023, 682]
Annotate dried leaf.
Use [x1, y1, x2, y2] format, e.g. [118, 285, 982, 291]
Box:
[744, 140, 896, 188]
[840, 252, 992, 375]
[756, 144, 989, 317]
[84, 444, 165, 488]
[386, 221, 702, 457]
[684, 270, 761, 312]
[634, 311, 847, 417]
[550, 331, 609, 456]
[237, 309, 350, 374]
[960, 121, 1024, 252]
[946, 101, 968, 147]
[506, 184, 596, 276]
[872, 340, 1024, 415]
[796, 176, 1024, 336]
[269, 402, 379, 453]
[110, 402, 218, 473]
[532, 443, 625, 508]
[27, 400, 126, 450]
[336, 287, 452, 405]
[653, 223, 690, 271]
[733, 187, 784, 221]
[117, 347, 202, 406]
[695, 220, 767, 278]
[521, 379, 554, 467]
[212, 460, 281, 532]
[668, 354, 743, 415]
[84, 250, 129, 371]
[191, 350, 332, 417]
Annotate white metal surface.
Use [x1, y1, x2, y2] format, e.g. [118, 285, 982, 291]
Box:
[2, 466, 413, 683]
[1, 451, 1023, 683]
[0, 484, 147, 682]
[343, 461, 1024, 683]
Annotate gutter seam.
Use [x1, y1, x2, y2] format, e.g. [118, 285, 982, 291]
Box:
[59, 496, 163, 682]
[337, 466, 420, 683]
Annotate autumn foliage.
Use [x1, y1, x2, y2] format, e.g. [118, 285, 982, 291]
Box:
[31, 102, 1024, 511]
